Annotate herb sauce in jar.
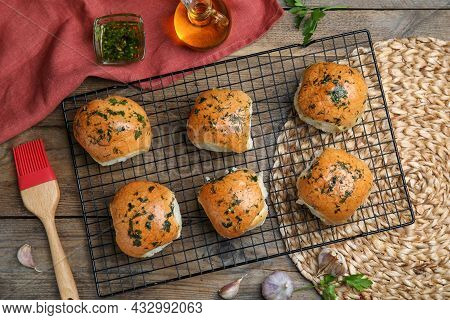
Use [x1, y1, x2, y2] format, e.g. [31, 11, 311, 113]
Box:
[93, 14, 145, 65]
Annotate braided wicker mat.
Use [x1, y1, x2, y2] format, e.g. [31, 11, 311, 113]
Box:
[270, 38, 449, 299]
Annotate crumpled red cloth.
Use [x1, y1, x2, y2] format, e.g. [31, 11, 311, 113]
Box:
[0, 0, 283, 143]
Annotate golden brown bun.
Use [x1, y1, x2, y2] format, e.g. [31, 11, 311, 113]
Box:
[294, 62, 368, 132]
[187, 89, 253, 153]
[296, 148, 373, 225]
[73, 95, 152, 166]
[109, 181, 182, 258]
[198, 169, 268, 238]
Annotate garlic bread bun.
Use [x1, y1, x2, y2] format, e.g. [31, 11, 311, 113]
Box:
[296, 148, 373, 225]
[294, 62, 368, 133]
[187, 89, 253, 153]
[73, 95, 152, 166]
[198, 169, 268, 238]
[109, 181, 182, 258]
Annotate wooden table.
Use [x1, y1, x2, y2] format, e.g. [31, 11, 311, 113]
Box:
[1, 1, 449, 300]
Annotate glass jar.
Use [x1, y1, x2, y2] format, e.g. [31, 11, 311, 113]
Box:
[93, 13, 145, 65]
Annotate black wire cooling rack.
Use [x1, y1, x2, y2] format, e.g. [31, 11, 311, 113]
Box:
[62, 30, 415, 297]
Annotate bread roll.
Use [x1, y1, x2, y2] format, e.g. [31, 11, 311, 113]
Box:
[109, 181, 182, 258]
[294, 62, 368, 133]
[198, 168, 268, 238]
[296, 148, 373, 225]
[73, 95, 152, 166]
[187, 89, 253, 153]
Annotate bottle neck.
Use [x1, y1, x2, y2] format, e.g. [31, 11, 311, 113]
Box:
[182, 0, 213, 26]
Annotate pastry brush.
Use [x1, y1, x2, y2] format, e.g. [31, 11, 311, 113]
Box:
[13, 139, 79, 300]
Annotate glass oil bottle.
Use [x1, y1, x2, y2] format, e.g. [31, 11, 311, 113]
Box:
[174, 0, 231, 50]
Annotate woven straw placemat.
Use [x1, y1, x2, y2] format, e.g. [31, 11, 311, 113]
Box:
[270, 38, 449, 299]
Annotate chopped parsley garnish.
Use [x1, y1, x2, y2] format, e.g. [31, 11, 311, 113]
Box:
[208, 119, 217, 128]
[222, 221, 233, 228]
[340, 190, 352, 204]
[108, 98, 118, 105]
[336, 161, 351, 172]
[131, 211, 147, 219]
[249, 175, 258, 182]
[321, 175, 338, 194]
[231, 198, 243, 206]
[137, 197, 148, 203]
[321, 74, 331, 84]
[148, 186, 155, 192]
[198, 97, 207, 103]
[134, 129, 142, 140]
[127, 203, 135, 211]
[226, 196, 243, 214]
[227, 113, 245, 132]
[162, 220, 171, 232]
[133, 112, 146, 126]
[145, 221, 151, 230]
[328, 84, 348, 104]
[106, 108, 125, 116]
[93, 110, 108, 120]
[166, 202, 175, 218]
[352, 169, 363, 180]
[106, 128, 112, 142]
[127, 220, 142, 247]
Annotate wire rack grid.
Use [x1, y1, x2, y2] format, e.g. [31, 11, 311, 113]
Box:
[61, 30, 414, 297]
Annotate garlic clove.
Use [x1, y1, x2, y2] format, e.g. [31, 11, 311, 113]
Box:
[17, 244, 41, 272]
[317, 247, 347, 277]
[261, 271, 294, 300]
[218, 274, 246, 299]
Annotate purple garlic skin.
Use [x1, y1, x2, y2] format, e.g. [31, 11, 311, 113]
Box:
[218, 275, 246, 299]
[262, 271, 294, 300]
[17, 244, 41, 272]
[317, 247, 347, 277]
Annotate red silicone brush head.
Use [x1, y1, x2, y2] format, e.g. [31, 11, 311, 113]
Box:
[13, 139, 56, 191]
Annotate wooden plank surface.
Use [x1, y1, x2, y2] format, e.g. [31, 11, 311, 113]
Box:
[278, 0, 450, 9]
[0, 2, 449, 300]
[0, 219, 318, 299]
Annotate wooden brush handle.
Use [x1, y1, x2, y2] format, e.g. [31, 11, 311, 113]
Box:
[42, 218, 80, 300]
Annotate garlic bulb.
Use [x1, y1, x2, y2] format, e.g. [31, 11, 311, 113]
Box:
[218, 274, 246, 299]
[261, 271, 294, 300]
[17, 244, 41, 272]
[317, 248, 347, 277]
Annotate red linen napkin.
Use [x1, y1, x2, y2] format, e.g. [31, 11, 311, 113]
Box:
[0, 0, 283, 143]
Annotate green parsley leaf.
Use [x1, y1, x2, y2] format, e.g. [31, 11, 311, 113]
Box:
[285, 1, 346, 45]
[320, 274, 336, 286]
[295, 15, 305, 29]
[342, 274, 373, 292]
[322, 283, 337, 300]
[302, 8, 325, 45]
[319, 274, 337, 300]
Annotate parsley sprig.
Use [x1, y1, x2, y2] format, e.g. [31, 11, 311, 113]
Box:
[318, 274, 373, 300]
[285, 0, 346, 45]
